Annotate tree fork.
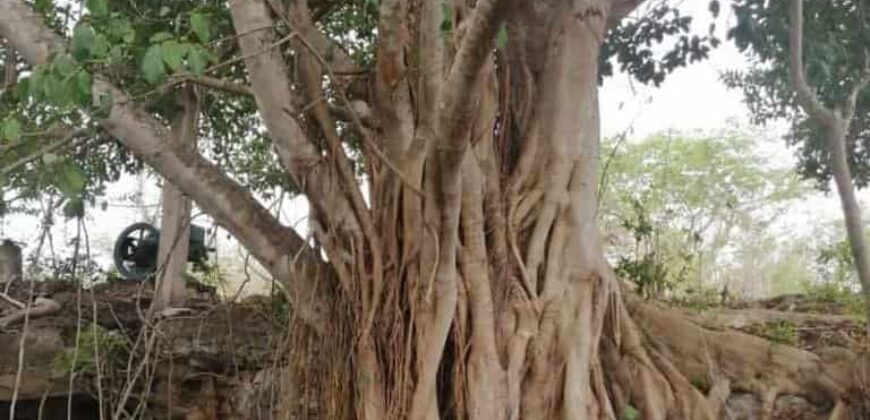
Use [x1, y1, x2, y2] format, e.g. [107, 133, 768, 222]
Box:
[0, 0, 332, 331]
[1, 0, 869, 418]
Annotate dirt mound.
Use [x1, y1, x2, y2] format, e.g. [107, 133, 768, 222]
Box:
[1, 279, 284, 419]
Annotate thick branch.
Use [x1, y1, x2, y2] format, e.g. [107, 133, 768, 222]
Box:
[436, 0, 512, 170]
[174, 74, 253, 96]
[789, 0, 836, 126]
[843, 72, 869, 124]
[0, 0, 329, 329]
[229, 0, 365, 235]
[229, 0, 323, 178]
[177, 74, 373, 126]
[408, 1, 513, 418]
[415, 0, 444, 140]
[373, 0, 414, 157]
[264, 0, 360, 76]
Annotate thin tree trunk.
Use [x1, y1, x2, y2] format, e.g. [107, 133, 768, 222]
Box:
[0, 241, 22, 285]
[825, 121, 870, 323]
[154, 88, 199, 310]
[789, 0, 870, 323]
[3, 43, 15, 89]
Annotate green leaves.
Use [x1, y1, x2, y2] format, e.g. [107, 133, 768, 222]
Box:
[496, 24, 508, 50]
[27, 53, 95, 106]
[142, 44, 166, 84]
[85, 0, 109, 17]
[190, 12, 211, 42]
[726, 0, 870, 188]
[75, 69, 93, 103]
[52, 54, 77, 77]
[42, 153, 59, 165]
[149, 32, 174, 44]
[708, 0, 721, 18]
[440, 2, 453, 35]
[1, 119, 22, 141]
[72, 24, 97, 61]
[622, 405, 639, 420]
[63, 197, 85, 219]
[71, 23, 111, 61]
[57, 162, 86, 195]
[142, 37, 212, 83]
[41, 157, 88, 206]
[187, 47, 208, 76]
[107, 18, 136, 45]
[162, 41, 186, 71]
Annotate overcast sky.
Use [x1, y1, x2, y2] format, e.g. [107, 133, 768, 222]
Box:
[0, 0, 860, 277]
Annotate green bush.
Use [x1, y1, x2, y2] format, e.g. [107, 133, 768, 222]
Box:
[52, 323, 125, 376]
[762, 320, 797, 346]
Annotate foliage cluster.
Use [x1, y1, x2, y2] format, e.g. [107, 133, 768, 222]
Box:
[600, 129, 807, 297]
[762, 320, 798, 346]
[722, 0, 870, 190]
[52, 322, 126, 376]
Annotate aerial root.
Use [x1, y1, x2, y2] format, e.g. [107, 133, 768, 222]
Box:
[594, 288, 869, 419]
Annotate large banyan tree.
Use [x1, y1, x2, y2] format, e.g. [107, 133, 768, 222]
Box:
[0, 0, 867, 418]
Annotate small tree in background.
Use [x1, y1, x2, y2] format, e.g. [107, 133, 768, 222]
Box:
[725, 0, 870, 321]
[600, 130, 807, 297]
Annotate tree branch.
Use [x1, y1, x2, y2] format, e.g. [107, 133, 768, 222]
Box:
[173, 73, 374, 126]
[0, 128, 89, 177]
[436, 0, 512, 169]
[173, 74, 253, 96]
[409, 1, 513, 417]
[0, 0, 327, 322]
[789, 0, 836, 126]
[373, 0, 414, 157]
[229, 1, 341, 205]
[412, 0, 444, 151]
[842, 69, 869, 124]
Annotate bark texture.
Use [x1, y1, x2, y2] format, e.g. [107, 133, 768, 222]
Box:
[0, 0, 868, 419]
[154, 88, 200, 311]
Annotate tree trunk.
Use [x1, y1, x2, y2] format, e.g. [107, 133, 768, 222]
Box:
[0, 0, 868, 418]
[825, 121, 870, 327]
[0, 241, 21, 285]
[788, 0, 870, 325]
[154, 88, 199, 310]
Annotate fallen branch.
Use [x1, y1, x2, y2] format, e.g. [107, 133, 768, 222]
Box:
[0, 292, 25, 310]
[0, 297, 61, 329]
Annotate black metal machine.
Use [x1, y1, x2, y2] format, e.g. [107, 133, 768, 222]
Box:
[112, 222, 212, 280]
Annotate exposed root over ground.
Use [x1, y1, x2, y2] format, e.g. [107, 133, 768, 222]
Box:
[0, 279, 281, 419]
[602, 289, 869, 420]
[0, 279, 867, 419]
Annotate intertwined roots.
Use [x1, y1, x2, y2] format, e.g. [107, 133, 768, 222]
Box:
[276, 265, 869, 420]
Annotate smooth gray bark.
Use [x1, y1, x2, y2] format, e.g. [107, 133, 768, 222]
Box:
[155, 89, 199, 310]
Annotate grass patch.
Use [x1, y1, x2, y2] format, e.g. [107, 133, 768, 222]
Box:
[762, 320, 797, 345]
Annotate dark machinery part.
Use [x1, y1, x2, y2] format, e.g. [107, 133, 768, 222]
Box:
[112, 222, 212, 280]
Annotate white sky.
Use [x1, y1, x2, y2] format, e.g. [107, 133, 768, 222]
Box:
[0, 0, 861, 285]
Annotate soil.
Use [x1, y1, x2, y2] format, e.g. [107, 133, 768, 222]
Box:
[0, 279, 283, 419]
[0, 279, 867, 419]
